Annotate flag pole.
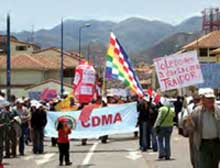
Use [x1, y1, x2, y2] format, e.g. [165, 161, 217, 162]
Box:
[101, 62, 106, 97]
[101, 33, 110, 98]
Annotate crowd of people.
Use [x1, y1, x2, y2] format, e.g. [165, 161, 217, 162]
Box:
[0, 88, 220, 167]
[183, 88, 220, 168]
[0, 90, 140, 167]
[137, 88, 220, 168]
[137, 95, 175, 160]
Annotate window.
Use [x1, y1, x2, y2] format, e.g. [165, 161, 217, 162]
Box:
[64, 68, 75, 78]
[16, 46, 27, 51]
[199, 48, 208, 57]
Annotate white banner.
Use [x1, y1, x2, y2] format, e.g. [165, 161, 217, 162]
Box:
[45, 102, 138, 139]
[153, 51, 203, 91]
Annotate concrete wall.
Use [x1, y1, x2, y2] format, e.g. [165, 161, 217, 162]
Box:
[11, 41, 35, 55]
[0, 70, 44, 85]
[45, 71, 73, 85]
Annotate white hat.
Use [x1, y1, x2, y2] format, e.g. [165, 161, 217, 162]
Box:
[143, 96, 150, 102]
[16, 98, 24, 104]
[102, 97, 107, 103]
[202, 88, 215, 98]
[0, 99, 10, 107]
[13, 116, 21, 124]
[198, 88, 206, 96]
[63, 91, 69, 95]
[36, 103, 42, 109]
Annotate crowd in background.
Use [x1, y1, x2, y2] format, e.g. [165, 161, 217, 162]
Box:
[1, 88, 219, 168]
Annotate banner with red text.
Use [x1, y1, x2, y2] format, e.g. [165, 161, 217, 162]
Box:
[45, 102, 138, 139]
[153, 51, 203, 91]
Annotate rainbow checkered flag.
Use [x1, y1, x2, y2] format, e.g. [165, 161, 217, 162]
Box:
[105, 32, 144, 97]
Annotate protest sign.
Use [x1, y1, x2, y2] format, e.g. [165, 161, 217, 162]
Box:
[154, 51, 203, 91]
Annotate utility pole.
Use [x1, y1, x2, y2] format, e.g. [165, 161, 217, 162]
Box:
[60, 19, 64, 97]
[6, 14, 11, 100]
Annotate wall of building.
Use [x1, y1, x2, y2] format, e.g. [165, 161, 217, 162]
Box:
[0, 70, 44, 85]
[34, 50, 59, 58]
[11, 41, 35, 55]
[45, 70, 73, 85]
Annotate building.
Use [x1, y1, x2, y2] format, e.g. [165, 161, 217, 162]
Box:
[181, 31, 220, 63]
[0, 35, 40, 55]
[0, 52, 78, 97]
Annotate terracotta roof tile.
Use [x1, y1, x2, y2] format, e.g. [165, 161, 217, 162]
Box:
[210, 48, 220, 55]
[0, 54, 47, 70]
[0, 50, 79, 71]
[32, 54, 78, 69]
[25, 79, 72, 90]
[33, 47, 79, 59]
[182, 31, 220, 50]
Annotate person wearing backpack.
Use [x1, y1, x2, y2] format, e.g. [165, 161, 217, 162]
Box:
[154, 101, 175, 160]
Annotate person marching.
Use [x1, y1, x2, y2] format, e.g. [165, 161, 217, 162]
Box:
[184, 88, 220, 168]
[31, 103, 47, 154]
[13, 99, 30, 156]
[0, 98, 9, 167]
[2, 102, 19, 158]
[57, 119, 72, 166]
[154, 100, 175, 160]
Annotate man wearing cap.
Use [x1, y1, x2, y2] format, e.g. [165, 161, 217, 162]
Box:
[2, 102, 18, 158]
[31, 103, 47, 154]
[0, 99, 8, 166]
[13, 99, 30, 156]
[185, 88, 220, 168]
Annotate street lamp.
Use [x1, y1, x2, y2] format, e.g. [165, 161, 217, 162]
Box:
[87, 39, 97, 62]
[78, 23, 91, 62]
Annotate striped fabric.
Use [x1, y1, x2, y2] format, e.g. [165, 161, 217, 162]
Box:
[105, 32, 144, 97]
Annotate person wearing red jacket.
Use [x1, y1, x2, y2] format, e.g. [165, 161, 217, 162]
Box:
[57, 120, 72, 166]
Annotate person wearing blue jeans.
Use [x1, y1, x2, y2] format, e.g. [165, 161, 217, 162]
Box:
[150, 127, 158, 151]
[157, 127, 173, 159]
[139, 121, 149, 151]
[154, 104, 175, 160]
[137, 98, 150, 151]
[19, 123, 28, 155]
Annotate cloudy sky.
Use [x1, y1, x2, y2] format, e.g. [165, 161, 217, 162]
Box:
[0, 0, 219, 32]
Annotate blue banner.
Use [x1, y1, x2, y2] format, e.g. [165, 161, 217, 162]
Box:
[198, 63, 220, 88]
[45, 102, 138, 139]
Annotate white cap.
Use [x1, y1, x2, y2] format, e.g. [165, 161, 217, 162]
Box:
[63, 91, 69, 95]
[13, 116, 21, 124]
[143, 96, 150, 102]
[16, 98, 24, 104]
[102, 97, 107, 103]
[202, 88, 215, 98]
[198, 88, 206, 96]
[0, 99, 10, 107]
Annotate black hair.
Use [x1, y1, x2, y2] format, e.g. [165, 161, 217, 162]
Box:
[57, 121, 64, 131]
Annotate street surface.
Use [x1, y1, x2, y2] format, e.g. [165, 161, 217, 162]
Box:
[3, 128, 192, 168]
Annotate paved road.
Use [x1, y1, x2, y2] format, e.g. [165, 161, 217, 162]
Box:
[3, 128, 192, 168]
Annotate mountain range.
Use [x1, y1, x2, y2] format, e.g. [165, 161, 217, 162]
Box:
[11, 16, 203, 64]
